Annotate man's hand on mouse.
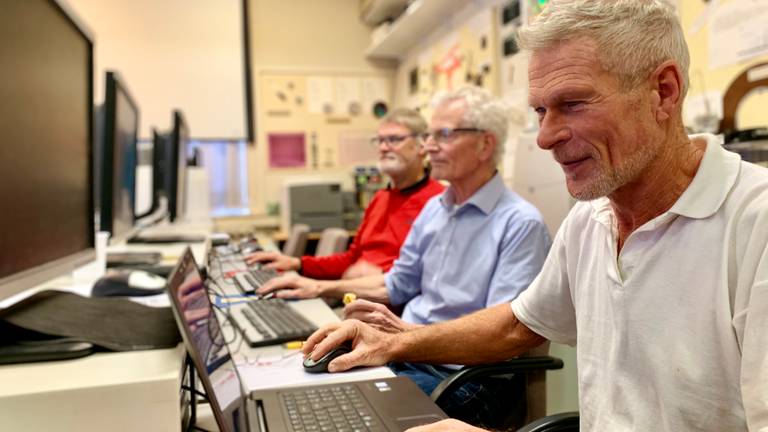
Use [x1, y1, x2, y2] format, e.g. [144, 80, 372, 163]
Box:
[301, 319, 394, 373]
[245, 250, 300, 272]
[343, 299, 421, 333]
[257, 273, 323, 299]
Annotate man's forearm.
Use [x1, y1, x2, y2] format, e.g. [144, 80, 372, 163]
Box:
[317, 274, 390, 303]
[388, 303, 546, 365]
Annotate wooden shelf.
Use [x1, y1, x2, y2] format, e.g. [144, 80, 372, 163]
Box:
[365, 0, 470, 61]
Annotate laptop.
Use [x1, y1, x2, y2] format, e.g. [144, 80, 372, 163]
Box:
[167, 247, 446, 432]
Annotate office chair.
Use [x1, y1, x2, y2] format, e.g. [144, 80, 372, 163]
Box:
[517, 412, 579, 432]
[315, 228, 350, 257]
[282, 224, 310, 257]
[430, 342, 564, 431]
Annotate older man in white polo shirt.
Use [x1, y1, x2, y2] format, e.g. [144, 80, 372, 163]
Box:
[300, 1, 768, 431]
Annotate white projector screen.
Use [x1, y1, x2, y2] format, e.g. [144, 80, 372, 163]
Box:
[66, 0, 252, 141]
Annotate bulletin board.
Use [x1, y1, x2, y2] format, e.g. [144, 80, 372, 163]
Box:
[256, 70, 393, 170]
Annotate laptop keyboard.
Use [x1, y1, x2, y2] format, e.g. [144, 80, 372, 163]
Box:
[281, 385, 384, 432]
[234, 298, 317, 347]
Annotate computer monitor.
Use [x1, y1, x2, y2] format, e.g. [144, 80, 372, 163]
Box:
[0, 0, 95, 302]
[98, 71, 140, 243]
[168, 110, 190, 223]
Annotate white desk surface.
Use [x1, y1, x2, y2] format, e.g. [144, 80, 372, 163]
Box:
[0, 280, 185, 432]
[0, 227, 209, 432]
[0, 346, 185, 431]
[227, 299, 393, 393]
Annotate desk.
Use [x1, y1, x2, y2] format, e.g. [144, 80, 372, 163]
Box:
[0, 230, 391, 431]
[0, 346, 185, 431]
[0, 226, 210, 432]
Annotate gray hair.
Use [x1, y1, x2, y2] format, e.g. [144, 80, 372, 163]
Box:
[382, 108, 428, 136]
[517, 0, 690, 96]
[432, 86, 509, 165]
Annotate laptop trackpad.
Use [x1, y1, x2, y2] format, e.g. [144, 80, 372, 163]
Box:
[396, 414, 444, 429]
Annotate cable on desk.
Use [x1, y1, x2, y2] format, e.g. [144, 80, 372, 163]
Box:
[204, 279, 239, 347]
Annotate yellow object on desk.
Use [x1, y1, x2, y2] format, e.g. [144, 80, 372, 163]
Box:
[283, 341, 304, 350]
[343, 293, 357, 305]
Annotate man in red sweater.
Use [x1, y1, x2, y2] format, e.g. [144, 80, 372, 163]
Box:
[246, 108, 444, 280]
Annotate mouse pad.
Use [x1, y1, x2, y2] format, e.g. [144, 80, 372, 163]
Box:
[0, 290, 180, 351]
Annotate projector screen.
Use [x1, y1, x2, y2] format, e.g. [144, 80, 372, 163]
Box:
[65, 0, 253, 141]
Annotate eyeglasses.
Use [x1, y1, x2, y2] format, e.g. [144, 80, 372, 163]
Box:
[369, 134, 419, 148]
[423, 128, 485, 144]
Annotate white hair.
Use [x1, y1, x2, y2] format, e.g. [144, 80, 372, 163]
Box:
[382, 108, 428, 136]
[432, 86, 510, 165]
[517, 0, 690, 95]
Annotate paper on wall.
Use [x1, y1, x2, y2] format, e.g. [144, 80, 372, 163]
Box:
[307, 77, 334, 114]
[360, 78, 389, 114]
[708, 0, 768, 69]
[334, 78, 361, 116]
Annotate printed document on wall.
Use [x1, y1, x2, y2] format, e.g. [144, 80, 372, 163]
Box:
[307, 77, 334, 114]
[708, 0, 768, 69]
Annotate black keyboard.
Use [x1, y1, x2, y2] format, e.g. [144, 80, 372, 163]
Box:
[234, 298, 317, 347]
[281, 385, 384, 432]
[233, 267, 280, 295]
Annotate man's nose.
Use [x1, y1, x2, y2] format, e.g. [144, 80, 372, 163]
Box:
[537, 112, 571, 150]
[378, 140, 391, 152]
[422, 135, 439, 152]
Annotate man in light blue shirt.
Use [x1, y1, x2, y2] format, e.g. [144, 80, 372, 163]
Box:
[387, 171, 549, 327]
[260, 87, 550, 426]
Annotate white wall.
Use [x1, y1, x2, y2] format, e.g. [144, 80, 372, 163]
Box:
[65, 0, 247, 140]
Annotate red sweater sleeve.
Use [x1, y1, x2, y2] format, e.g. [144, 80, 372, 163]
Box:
[298, 179, 444, 280]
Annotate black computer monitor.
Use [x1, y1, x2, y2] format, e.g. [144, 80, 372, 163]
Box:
[0, 0, 95, 302]
[148, 128, 170, 215]
[168, 110, 190, 223]
[98, 71, 140, 243]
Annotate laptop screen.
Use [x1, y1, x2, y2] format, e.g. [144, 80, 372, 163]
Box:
[167, 247, 248, 432]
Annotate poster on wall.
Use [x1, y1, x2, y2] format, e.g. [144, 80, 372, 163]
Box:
[268, 133, 306, 168]
[407, 7, 497, 118]
[708, 0, 768, 69]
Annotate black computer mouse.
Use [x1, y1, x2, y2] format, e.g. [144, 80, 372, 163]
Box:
[91, 270, 167, 297]
[240, 241, 262, 255]
[303, 341, 353, 374]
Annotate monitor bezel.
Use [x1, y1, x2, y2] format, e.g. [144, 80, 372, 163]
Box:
[0, 0, 96, 304]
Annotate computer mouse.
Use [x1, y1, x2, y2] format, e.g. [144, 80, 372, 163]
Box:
[303, 341, 353, 373]
[91, 270, 167, 297]
[239, 240, 262, 255]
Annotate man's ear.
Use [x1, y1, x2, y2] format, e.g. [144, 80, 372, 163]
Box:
[650, 60, 683, 123]
[479, 133, 497, 162]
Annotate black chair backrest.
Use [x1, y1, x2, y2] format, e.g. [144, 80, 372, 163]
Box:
[516, 412, 579, 432]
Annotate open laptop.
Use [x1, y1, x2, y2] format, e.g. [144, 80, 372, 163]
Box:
[167, 247, 446, 432]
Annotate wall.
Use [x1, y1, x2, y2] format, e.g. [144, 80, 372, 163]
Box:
[65, 0, 247, 140]
[247, 0, 395, 216]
